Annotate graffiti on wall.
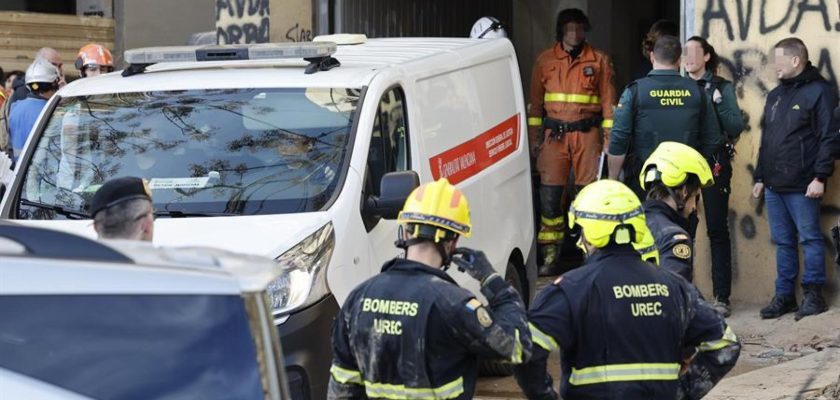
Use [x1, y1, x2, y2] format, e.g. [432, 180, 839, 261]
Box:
[693, 0, 840, 299]
[216, 0, 270, 44]
[285, 22, 314, 42]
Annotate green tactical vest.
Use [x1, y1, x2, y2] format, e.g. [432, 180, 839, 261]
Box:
[632, 75, 703, 161]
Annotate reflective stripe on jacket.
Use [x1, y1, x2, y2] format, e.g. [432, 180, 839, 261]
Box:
[528, 42, 616, 146]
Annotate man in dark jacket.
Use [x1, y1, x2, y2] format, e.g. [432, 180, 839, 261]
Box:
[753, 37, 839, 321]
[328, 179, 531, 399]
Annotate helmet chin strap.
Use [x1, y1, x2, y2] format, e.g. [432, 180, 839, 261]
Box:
[666, 187, 686, 211]
[435, 242, 453, 271]
[395, 225, 453, 270]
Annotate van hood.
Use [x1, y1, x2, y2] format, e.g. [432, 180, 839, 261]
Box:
[14, 212, 332, 258]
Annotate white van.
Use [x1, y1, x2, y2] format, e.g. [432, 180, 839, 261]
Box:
[0, 37, 536, 399]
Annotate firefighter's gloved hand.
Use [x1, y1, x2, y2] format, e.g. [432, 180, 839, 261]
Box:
[452, 248, 497, 285]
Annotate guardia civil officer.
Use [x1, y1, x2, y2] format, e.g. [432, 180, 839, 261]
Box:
[640, 142, 714, 283]
[608, 35, 721, 197]
[91, 176, 155, 242]
[515, 179, 740, 400]
[328, 178, 531, 399]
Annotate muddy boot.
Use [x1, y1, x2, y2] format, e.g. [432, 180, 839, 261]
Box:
[538, 244, 561, 276]
[760, 294, 798, 319]
[795, 284, 828, 321]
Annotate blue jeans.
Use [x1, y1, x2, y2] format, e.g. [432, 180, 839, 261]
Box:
[765, 189, 826, 296]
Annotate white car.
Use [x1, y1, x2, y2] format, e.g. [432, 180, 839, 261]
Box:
[0, 36, 537, 397]
[0, 224, 291, 400]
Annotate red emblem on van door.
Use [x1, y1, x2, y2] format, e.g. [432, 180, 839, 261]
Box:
[429, 114, 521, 184]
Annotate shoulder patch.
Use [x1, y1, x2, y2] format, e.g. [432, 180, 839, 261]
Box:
[583, 66, 595, 76]
[476, 307, 493, 328]
[673, 243, 692, 259]
[465, 298, 482, 311]
[673, 234, 690, 241]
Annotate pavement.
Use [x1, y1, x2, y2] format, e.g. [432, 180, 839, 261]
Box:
[705, 349, 840, 399]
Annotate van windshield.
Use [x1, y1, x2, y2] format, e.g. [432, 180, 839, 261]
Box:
[16, 88, 358, 219]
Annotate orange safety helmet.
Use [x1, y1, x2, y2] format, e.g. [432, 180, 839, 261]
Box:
[75, 43, 114, 77]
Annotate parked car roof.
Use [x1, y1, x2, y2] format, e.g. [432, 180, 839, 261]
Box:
[0, 225, 282, 294]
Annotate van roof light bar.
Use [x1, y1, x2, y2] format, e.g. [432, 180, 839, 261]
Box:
[122, 42, 339, 77]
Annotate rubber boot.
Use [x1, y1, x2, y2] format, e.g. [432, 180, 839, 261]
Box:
[760, 294, 798, 319]
[537, 184, 565, 277]
[795, 284, 828, 321]
[538, 244, 562, 276]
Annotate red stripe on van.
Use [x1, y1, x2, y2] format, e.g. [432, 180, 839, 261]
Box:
[429, 114, 521, 185]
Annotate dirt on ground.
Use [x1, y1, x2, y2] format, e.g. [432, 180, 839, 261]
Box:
[474, 274, 840, 399]
[808, 375, 840, 400]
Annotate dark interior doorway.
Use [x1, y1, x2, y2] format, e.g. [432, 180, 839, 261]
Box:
[330, 0, 514, 40]
[602, 0, 681, 92]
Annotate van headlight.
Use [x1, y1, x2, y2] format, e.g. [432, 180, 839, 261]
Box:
[268, 222, 335, 318]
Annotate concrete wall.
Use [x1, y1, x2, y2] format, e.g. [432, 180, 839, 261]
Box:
[689, 0, 840, 305]
[114, 0, 215, 63]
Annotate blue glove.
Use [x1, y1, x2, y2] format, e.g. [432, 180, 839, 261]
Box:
[451, 248, 497, 285]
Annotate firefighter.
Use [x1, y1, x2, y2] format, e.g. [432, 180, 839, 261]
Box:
[640, 142, 714, 283]
[607, 35, 720, 198]
[528, 8, 616, 275]
[75, 43, 114, 77]
[515, 179, 740, 400]
[328, 178, 531, 400]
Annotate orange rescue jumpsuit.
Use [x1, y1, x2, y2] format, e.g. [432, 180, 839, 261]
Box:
[528, 42, 615, 249]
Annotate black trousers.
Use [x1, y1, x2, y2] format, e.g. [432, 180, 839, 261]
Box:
[695, 150, 733, 301]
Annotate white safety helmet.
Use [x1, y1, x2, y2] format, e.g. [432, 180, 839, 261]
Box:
[25, 57, 61, 92]
[470, 16, 508, 39]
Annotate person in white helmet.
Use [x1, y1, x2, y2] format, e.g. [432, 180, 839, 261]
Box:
[470, 16, 508, 39]
[8, 57, 61, 163]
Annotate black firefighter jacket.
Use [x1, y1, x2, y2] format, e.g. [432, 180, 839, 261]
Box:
[515, 245, 741, 400]
[328, 258, 531, 399]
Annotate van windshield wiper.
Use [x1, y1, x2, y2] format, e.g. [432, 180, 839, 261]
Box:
[19, 199, 91, 220]
[154, 210, 241, 218]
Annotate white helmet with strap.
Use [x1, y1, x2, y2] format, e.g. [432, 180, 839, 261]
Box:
[25, 57, 60, 91]
[470, 16, 508, 39]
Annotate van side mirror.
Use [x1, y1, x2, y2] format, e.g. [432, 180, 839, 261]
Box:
[364, 171, 420, 220]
